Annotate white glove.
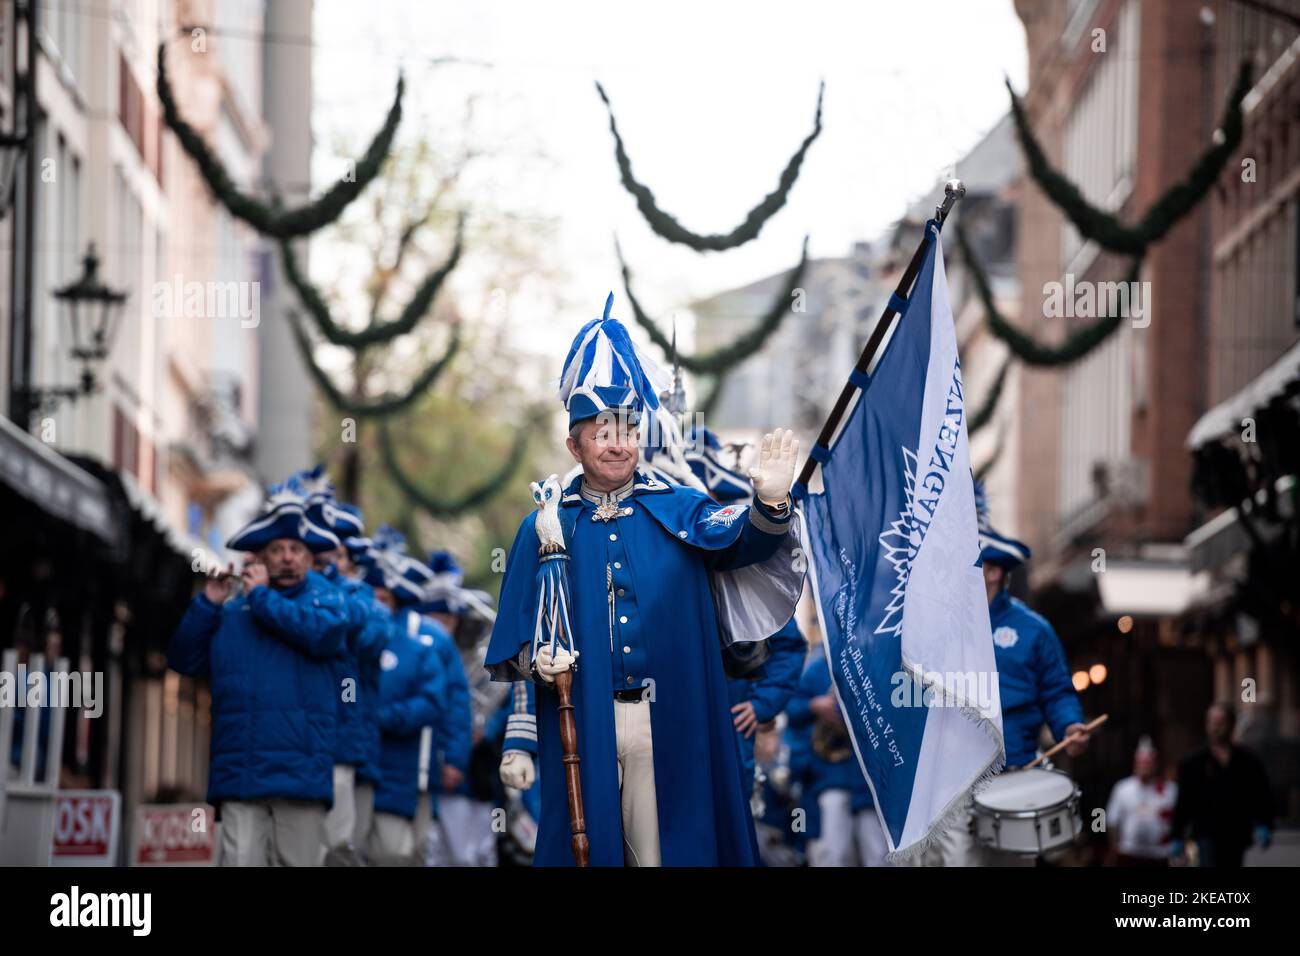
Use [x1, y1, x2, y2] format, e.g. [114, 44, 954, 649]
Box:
[748, 427, 800, 506]
[500, 750, 535, 790]
[534, 643, 578, 683]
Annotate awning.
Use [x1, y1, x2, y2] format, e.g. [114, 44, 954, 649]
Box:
[115, 470, 211, 564]
[1094, 561, 1211, 617]
[0, 415, 118, 544]
[1187, 339, 1300, 449]
[1184, 474, 1295, 571]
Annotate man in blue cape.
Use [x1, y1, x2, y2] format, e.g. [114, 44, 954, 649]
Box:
[485, 294, 804, 867]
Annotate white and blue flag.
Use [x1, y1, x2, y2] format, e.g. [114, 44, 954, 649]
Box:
[796, 221, 1004, 861]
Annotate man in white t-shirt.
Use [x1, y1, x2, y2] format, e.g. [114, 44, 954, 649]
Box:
[1105, 739, 1176, 866]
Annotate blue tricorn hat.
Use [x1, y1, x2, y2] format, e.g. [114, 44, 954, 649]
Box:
[684, 427, 752, 504]
[295, 465, 366, 539]
[226, 477, 341, 554]
[979, 527, 1032, 570]
[344, 534, 376, 565]
[557, 293, 663, 429]
[357, 526, 427, 604]
[417, 549, 463, 614]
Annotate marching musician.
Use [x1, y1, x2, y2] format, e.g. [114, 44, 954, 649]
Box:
[361, 539, 449, 865]
[906, 498, 1089, 867]
[980, 523, 1089, 773]
[419, 549, 497, 866]
[301, 477, 391, 867]
[167, 480, 349, 866]
[484, 294, 804, 867]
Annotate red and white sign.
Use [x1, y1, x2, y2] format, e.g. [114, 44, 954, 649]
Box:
[131, 804, 219, 866]
[50, 790, 121, 866]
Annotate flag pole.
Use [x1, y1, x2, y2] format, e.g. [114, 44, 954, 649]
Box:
[794, 179, 966, 490]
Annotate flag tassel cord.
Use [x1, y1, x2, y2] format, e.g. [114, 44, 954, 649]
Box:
[794, 180, 966, 494]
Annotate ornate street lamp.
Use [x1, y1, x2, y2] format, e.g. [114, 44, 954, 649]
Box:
[16, 242, 129, 424]
[53, 243, 129, 363]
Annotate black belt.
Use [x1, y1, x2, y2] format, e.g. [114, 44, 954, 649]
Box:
[613, 688, 647, 702]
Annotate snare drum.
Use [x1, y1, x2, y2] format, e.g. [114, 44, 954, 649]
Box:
[972, 768, 1081, 857]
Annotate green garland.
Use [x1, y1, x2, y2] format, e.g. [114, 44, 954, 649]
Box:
[967, 356, 1009, 437]
[286, 309, 461, 417]
[377, 413, 534, 517]
[616, 235, 809, 375]
[956, 221, 1142, 366]
[278, 213, 465, 348]
[1007, 62, 1251, 256]
[158, 43, 404, 239]
[596, 81, 823, 252]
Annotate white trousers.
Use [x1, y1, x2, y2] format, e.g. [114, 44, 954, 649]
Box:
[413, 791, 433, 861]
[353, 780, 375, 860]
[324, 764, 357, 864]
[614, 699, 660, 867]
[218, 799, 325, 867]
[426, 794, 498, 867]
[807, 789, 889, 867]
[366, 811, 417, 866]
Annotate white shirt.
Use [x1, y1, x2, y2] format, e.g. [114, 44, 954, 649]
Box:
[1106, 775, 1177, 858]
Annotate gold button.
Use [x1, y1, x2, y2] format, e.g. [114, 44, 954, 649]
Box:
[613, 562, 621, 569]
[617, 588, 625, 596]
[609, 533, 617, 541]
[619, 615, 628, 624]
[623, 645, 631, 654]
[626, 676, 634, 684]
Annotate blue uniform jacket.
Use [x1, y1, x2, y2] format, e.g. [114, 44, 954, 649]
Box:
[988, 590, 1083, 768]
[323, 567, 389, 780]
[167, 572, 349, 806]
[485, 471, 794, 866]
[373, 619, 446, 820]
[726, 617, 806, 794]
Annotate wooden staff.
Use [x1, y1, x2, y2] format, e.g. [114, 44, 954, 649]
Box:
[1023, 714, 1109, 770]
[553, 668, 590, 866]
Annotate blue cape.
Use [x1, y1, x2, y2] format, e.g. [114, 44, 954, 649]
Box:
[485, 472, 797, 865]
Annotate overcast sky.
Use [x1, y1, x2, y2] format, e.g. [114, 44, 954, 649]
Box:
[309, 0, 1028, 366]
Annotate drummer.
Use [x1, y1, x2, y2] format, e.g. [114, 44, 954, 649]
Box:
[980, 524, 1089, 774]
[907, 506, 1089, 866]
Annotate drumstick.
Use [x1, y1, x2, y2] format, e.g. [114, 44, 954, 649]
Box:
[1023, 714, 1108, 769]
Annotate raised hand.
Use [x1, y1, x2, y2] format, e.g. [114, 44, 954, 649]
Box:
[748, 427, 800, 506]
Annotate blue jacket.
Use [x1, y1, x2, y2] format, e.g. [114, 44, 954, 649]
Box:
[167, 572, 349, 806]
[726, 617, 806, 794]
[323, 568, 389, 781]
[787, 653, 873, 826]
[988, 590, 1084, 768]
[373, 618, 446, 820]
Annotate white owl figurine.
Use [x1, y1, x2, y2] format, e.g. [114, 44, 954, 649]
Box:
[530, 474, 565, 554]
